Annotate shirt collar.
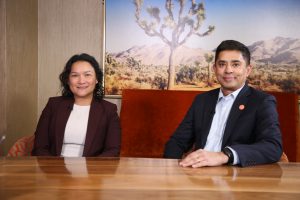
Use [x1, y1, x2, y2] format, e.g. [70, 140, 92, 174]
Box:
[218, 84, 245, 101]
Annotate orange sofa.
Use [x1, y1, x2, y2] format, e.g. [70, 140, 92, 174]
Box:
[120, 89, 300, 162]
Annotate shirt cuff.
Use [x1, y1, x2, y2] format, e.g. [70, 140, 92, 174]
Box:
[227, 146, 240, 165]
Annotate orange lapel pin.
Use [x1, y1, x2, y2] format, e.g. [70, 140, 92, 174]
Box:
[239, 104, 245, 110]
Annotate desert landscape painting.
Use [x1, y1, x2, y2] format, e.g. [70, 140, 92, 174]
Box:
[105, 0, 300, 95]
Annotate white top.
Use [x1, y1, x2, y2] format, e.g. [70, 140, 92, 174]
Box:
[61, 104, 90, 157]
[204, 86, 244, 164]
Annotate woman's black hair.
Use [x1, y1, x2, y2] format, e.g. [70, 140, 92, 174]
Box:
[59, 53, 104, 100]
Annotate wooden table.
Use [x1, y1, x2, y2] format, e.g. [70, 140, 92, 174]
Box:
[1, 157, 300, 200]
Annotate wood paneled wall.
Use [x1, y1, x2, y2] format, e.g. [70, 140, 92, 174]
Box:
[3, 0, 38, 154]
[0, 0, 7, 151]
[38, 0, 103, 115]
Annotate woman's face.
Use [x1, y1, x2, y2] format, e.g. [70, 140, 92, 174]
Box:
[68, 61, 98, 103]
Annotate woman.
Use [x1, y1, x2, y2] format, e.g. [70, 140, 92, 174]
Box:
[32, 53, 121, 157]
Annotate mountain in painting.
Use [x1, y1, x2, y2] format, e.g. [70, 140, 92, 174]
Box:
[249, 36, 300, 64]
[109, 37, 300, 66]
[112, 44, 212, 66]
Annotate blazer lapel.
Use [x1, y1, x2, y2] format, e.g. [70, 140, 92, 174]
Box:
[199, 89, 219, 148]
[221, 85, 251, 148]
[55, 98, 74, 155]
[83, 99, 103, 156]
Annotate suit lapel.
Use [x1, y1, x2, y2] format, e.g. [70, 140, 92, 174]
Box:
[221, 85, 251, 148]
[55, 98, 74, 155]
[83, 99, 103, 156]
[199, 89, 219, 148]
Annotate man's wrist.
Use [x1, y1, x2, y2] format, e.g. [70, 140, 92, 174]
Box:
[222, 147, 234, 165]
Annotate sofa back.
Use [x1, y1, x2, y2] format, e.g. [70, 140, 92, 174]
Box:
[120, 89, 300, 162]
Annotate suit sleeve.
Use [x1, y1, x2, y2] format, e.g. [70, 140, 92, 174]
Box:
[98, 104, 121, 157]
[31, 99, 54, 156]
[231, 95, 283, 167]
[163, 98, 198, 158]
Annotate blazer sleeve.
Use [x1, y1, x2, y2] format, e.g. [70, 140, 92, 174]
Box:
[31, 98, 54, 156]
[231, 95, 283, 167]
[98, 103, 121, 157]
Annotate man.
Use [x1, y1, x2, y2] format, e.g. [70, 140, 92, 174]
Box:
[163, 40, 282, 167]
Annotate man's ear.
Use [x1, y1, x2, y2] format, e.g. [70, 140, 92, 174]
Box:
[213, 63, 217, 73]
[246, 64, 252, 77]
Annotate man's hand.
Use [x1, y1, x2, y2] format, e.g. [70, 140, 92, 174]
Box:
[179, 149, 229, 168]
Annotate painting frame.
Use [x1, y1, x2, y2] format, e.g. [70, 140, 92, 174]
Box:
[103, 0, 300, 97]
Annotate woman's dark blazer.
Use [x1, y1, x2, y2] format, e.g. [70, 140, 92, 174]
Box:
[32, 96, 121, 157]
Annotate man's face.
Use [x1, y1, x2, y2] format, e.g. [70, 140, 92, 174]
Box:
[213, 50, 252, 95]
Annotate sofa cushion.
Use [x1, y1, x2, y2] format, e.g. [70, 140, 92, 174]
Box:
[120, 89, 300, 161]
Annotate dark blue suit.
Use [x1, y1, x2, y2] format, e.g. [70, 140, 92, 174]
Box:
[164, 85, 282, 167]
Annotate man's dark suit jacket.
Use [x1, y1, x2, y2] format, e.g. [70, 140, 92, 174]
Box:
[32, 96, 121, 157]
[164, 85, 283, 167]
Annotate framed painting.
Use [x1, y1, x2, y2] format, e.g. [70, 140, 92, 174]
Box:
[104, 0, 300, 96]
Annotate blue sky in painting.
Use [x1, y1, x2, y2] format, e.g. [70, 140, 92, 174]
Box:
[106, 0, 300, 52]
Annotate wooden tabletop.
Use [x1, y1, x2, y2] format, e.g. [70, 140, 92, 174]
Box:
[1, 157, 300, 200]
